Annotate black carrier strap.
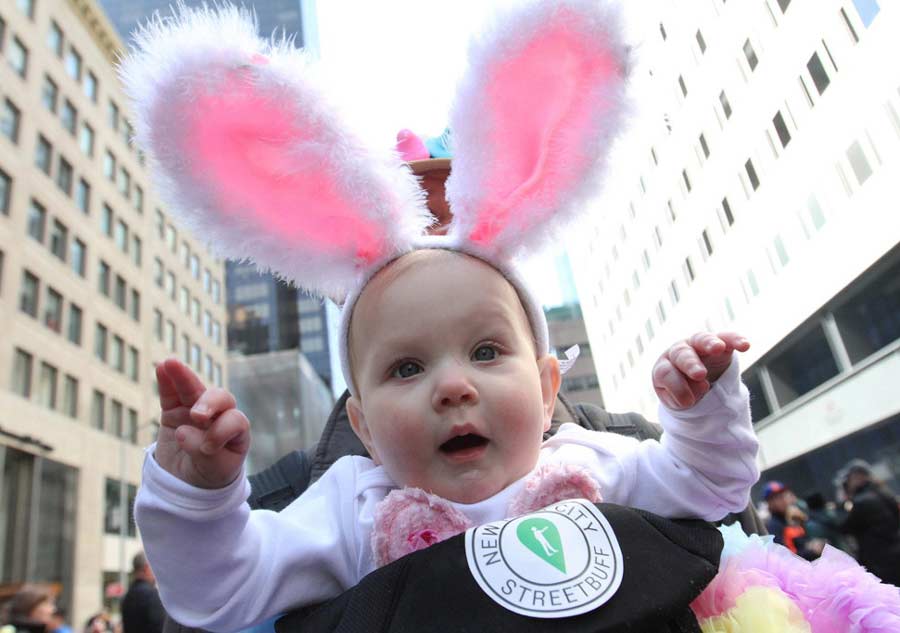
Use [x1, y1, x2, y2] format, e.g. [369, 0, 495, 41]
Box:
[248, 449, 313, 512]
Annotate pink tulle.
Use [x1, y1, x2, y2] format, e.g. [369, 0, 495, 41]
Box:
[371, 488, 472, 567]
[507, 463, 602, 517]
[694, 534, 900, 633]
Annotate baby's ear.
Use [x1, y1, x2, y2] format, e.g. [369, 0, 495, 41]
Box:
[346, 396, 379, 464]
[538, 355, 562, 432]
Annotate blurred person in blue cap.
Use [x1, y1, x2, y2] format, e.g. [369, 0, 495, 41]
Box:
[763, 480, 825, 560]
[838, 459, 900, 585]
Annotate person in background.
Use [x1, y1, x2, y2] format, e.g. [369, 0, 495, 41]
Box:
[839, 459, 900, 585]
[47, 607, 71, 633]
[120, 553, 165, 633]
[763, 480, 825, 560]
[1, 586, 55, 633]
[82, 613, 113, 633]
[804, 491, 850, 553]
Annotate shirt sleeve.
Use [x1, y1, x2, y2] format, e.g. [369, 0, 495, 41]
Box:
[544, 356, 759, 521]
[134, 451, 360, 633]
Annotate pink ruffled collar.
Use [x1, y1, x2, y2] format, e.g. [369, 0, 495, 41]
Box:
[371, 463, 602, 567]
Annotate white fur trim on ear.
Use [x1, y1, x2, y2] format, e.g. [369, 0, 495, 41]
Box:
[119, 4, 431, 298]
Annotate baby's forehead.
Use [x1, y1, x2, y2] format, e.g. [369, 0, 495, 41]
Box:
[349, 250, 534, 348]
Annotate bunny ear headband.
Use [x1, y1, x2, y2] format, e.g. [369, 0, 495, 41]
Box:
[120, 0, 628, 395]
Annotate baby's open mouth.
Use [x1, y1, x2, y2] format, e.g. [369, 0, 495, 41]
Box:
[440, 433, 489, 454]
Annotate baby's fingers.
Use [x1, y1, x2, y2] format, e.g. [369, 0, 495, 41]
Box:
[714, 331, 750, 353]
[190, 388, 237, 427]
[198, 409, 250, 456]
[653, 358, 708, 409]
[668, 341, 708, 381]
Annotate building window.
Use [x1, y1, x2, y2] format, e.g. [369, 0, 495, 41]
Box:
[41, 75, 59, 112]
[65, 46, 82, 82]
[699, 133, 710, 158]
[743, 39, 759, 71]
[696, 29, 706, 53]
[68, 303, 82, 345]
[684, 257, 696, 283]
[212, 320, 221, 346]
[657, 300, 666, 324]
[777, 0, 791, 12]
[61, 99, 77, 135]
[134, 185, 144, 214]
[678, 75, 687, 97]
[8, 36, 28, 78]
[0, 168, 10, 215]
[659, 22, 667, 40]
[166, 320, 176, 352]
[852, 0, 880, 28]
[166, 225, 177, 252]
[154, 309, 163, 341]
[840, 8, 860, 43]
[91, 390, 105, 429]
[114, 275, 127, 310]
[846, 140, 873, 185]
[807, 52, 830, 95]
[773, 111, 791, 148]
[27, 200, 47, 242]
[98, 260, 110, 296]
[808, 195, 826, 230]
[180, 242, 190, 268]
[745, 158, 760, 191]
[127, 409, 138, 443]
[191, 344, 201, 370]
[70, 239, 86, 276]
[126, 345, 139, 382]
[112, 336, 124, 372]
[117, 167, 130, 198]
[17, 0, 35, 18]
[747, 269, 760, 296]
[20, 270, 39, 317]
[130, 289, 140, 321]
[44, 287, 63, 333]
[84, 71, 98, 102]
[212, 280, 221, 304]
[203, 269, 211, 293]
[155, 209, 165, 238]
[154, 258, 164, 287]
[702, 229, 714, 256]
[50, 220, 68, 261]
[213, 363, 222, 387]
[131, 235, 142, 267]
[166, 272, 176, 300]
[719, 91, 732, 119]
[180, 287, 189, 314]
[191, 298, 201, 325]
[94, 323, 108, 361]
[682, 168, 692, 192]
[774, 235, 790, 266]
[79, 122, 94, 156]
[37, 362, 58, 409]
[1, 99, 21, 143]
[12, 348, 34, 398]
[63, 375, 78, 418]
[47, 21, 63, 56]
[101, 204, 113, 236]
[203, 310, 212, 337]
[182, 335, 190, 364]
[204, 355, 213, 381]
[35, 135, 52, 175]
[76, 179, 91, 214]
[115, 219, 128, 252]
[190, 255, 200, 279]
[108, 100, 119, 131]
[669, 280, 680, 305]
[56, 156, 73, 196]
[104, 150, 116, 181]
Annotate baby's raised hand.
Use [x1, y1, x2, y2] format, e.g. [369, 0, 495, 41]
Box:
[652, 332, 750, 410]
[155, 358, 250, 489]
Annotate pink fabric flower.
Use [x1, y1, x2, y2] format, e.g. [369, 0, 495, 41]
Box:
[508, 463, 602, 517]
[371, 488, 472, 567]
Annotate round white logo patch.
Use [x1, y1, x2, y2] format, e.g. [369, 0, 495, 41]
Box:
[465, 499, 623, 618]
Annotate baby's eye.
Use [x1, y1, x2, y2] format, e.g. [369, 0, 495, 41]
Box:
[472, 344, 499, 362]
[392, 361, 423, 379]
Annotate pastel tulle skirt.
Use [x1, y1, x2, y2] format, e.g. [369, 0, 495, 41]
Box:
[692, 523, 900, 632]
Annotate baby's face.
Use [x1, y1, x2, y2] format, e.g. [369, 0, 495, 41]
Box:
[347, 252, 560, 504]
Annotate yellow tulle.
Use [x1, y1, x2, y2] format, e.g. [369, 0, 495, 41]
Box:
[699, 586, 811, 633]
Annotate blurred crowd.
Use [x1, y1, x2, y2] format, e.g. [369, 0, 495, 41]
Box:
[760, 459, 900, 586]
[1, 553, 164, 633]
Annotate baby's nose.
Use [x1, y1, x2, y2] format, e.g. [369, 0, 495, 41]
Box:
[432, 371, 478, 410]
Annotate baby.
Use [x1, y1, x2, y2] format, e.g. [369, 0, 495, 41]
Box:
[137, 248, 758, 631]
[123, 2, 759, 631]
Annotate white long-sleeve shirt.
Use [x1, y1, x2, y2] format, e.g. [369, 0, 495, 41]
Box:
[135, 360, 757, 632]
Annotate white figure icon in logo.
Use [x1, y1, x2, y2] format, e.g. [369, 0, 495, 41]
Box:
[531, 526, 559, 556]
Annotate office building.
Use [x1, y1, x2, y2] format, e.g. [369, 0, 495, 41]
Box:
[569, 0, 899, 498]
[0, 0, 228, 622]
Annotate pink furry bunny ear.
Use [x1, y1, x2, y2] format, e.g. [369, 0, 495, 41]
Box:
[446, 0, 628, 256]
[119, 5, 430, 297]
